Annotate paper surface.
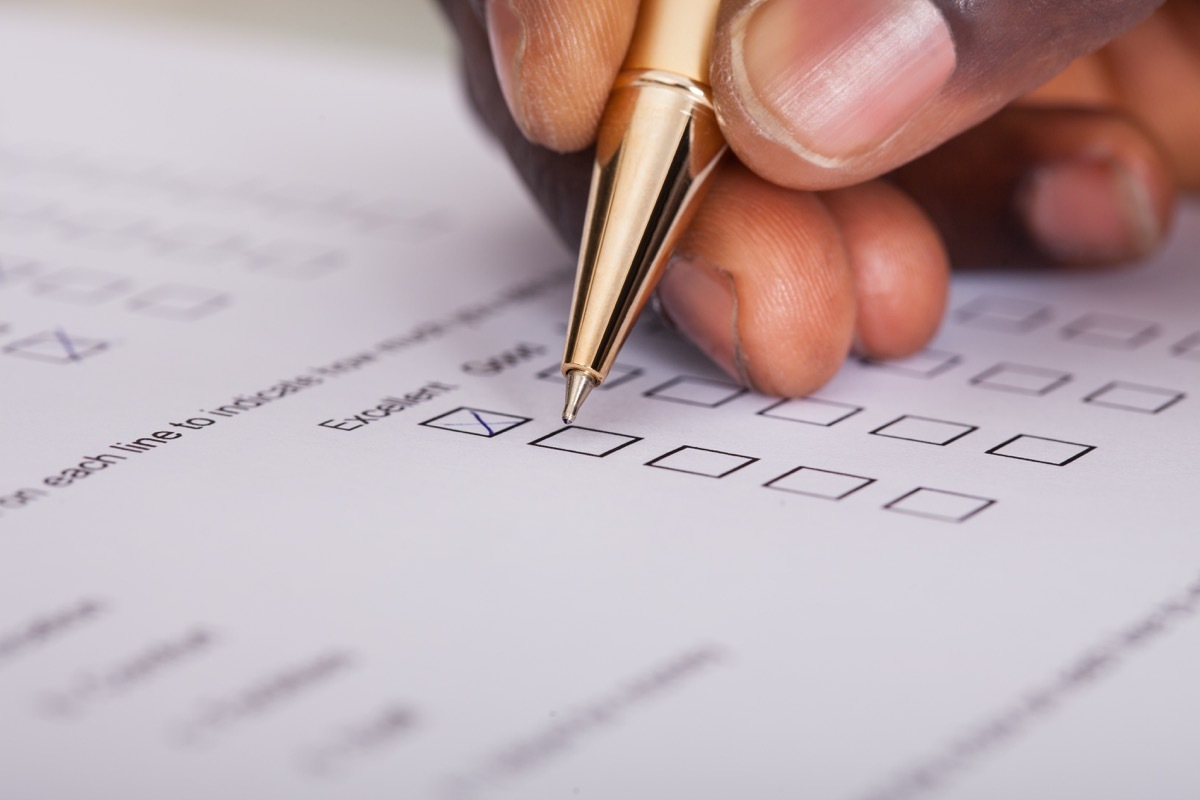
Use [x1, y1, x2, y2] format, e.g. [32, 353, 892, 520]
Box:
[2, 10, 1199, 800]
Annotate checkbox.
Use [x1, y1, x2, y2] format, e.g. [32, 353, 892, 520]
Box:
[0, 253, 40, 286]
[861, 348, 960, 378]
[970, 363, 1072, 396]
[535, 362, 643, 391]
[1172, 332, 1200, 363]
[55, 209, 147, 249]
[871, 415, 977, 446]
[244, 240, 342, 278]
[3, 329, 110, 364]
[1084, 381, 1185, 414]
[151, 225, 245, 265]
[32, 268, 129, 304]
[1061, 313, 1159, 349]
[954, 295, 1051, 333]
[529, 426, 642, 457]
[885, 488, 995, 523]
[765, 467, 874, 500]
[646, 446, 758, 478]
[987, 435, 1095, 466]
[420, 407, 531, 438]
[644, 376, 747, 408]
[757, 397, 862, 427]
[128, 284, 230, 320]
[0, 190, 52, 219]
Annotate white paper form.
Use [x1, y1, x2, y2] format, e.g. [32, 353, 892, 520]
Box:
[2, 9, 1199, 800]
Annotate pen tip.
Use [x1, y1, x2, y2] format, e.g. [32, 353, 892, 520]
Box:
[562, 369, 596, 425]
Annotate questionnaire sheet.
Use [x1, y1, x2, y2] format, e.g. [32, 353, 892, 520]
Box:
[2, 9, 1199, 800]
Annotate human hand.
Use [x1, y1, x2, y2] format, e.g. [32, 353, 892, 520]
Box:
[437, 0, 1195, 395]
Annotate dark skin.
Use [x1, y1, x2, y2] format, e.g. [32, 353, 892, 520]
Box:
[438, 0, 1198, 395]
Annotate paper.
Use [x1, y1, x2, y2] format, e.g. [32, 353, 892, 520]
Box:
[3, 10, 1199, 799]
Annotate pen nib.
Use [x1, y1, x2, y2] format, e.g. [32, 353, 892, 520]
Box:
[562, 369, 596, 424]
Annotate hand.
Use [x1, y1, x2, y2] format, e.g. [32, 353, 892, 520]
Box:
[437, 0, 1195, 396]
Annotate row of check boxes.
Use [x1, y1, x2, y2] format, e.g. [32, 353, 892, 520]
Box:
[1, 263, 230, 320]
[539, 367, 1186, 417]
[0, 195, 343, 277]
[0, 152, 442, 238]
[954, 294, 1200, 359]
[420, 407, 997, 524]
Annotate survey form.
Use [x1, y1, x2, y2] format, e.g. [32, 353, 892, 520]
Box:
[1, 9, 1199, 800]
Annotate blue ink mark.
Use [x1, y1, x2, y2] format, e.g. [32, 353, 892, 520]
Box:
[53, 328, 79, 361]
[470, 410, 496, 436]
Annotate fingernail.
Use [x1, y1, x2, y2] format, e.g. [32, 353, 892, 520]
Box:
[658, 254, 749, 384]
[732, 0, 956, 163]
[485, 0, 528, 131]
[1020, 158, 1161, 264]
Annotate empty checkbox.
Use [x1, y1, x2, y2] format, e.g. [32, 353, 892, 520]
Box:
[955, 296, 1051, 333]
[1061, 313, 1159, 349]
[758, 397, 862, 427]
[150, 225, 245, 265]
[646, 446, 758, 478]
[128, 284, 230, 320]
[529, 426, 641, 457]
[987, 435, 1095, 466]
[644, 376, 747, 408]
[244, 240, 342, 278]
[765, 467, 874, 500]
[970, 363, 1072, 396]
[1084, 381, 1185, 414]
[535, 362, 643, 391]
[1172, 332, 1200, 363]
[54, 209, 148, 250]
[861, 349, 961, 378]
[885, 488, 995, 523]
[0, 254, 40, 286]
[32, 268, 129, 304]
[871, 415, 977, 446]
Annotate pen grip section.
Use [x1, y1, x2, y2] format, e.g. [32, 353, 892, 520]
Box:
[623, 0, 722, 83]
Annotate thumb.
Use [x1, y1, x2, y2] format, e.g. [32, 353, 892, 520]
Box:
[711, 0, 1164, 189]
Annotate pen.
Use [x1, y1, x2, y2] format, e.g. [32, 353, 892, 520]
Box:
[560, 0, 726, 423]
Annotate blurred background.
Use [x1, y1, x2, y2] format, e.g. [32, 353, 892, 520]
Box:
[0, 0, 454, 57]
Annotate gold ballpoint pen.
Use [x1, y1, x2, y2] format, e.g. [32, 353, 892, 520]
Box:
[560, 0, 726, 423]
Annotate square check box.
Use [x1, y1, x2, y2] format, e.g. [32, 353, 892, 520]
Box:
[3, 329, 110, 364]
[55, 209, 147, 249]
[128, 284, 230, 321]
[861, 348, 960, 378]
[535, 362, 643, 391]
[244, 240, 342, 278]
[1061, 313, 1159, 349]
[420, 407, 531, 438]
[0, 254, 40, 286]
[1172, 332, 1200, 363]
[885, 488, 995, 523]
[970, 363, 1072, 396]
[646, 446, 758, 478]
[529, 426, 641, 457]
[871, 415, 976, 446]
[32, 268, 129, 304]
[1084, 381, 1185, 414]
[644, 376, 747, 408]
[0, 191, 53, 221]
[987, 435, 1095, 466]
[151, 225, 245, 265]
[758, 397, 862, 427]
[765, 467, 874, 500]
[955, 295, 1051, 333]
